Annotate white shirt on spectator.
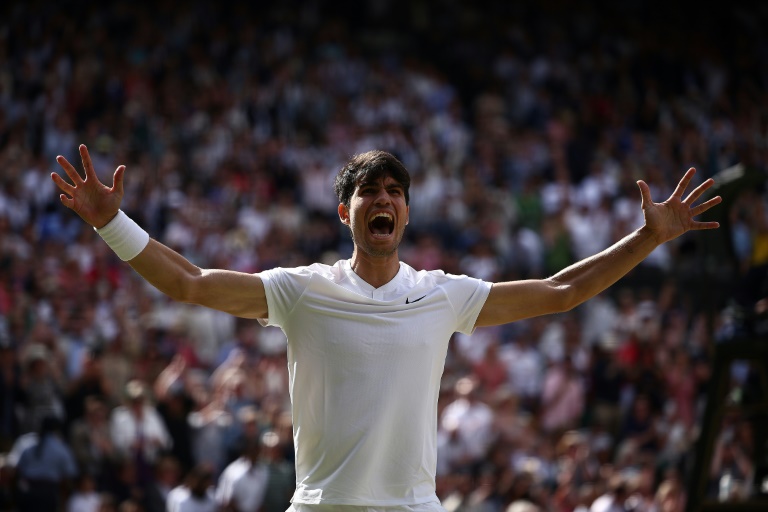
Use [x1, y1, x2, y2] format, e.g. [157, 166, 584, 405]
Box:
[67, 491, 100, 512]
[564, 204, 612, 262]
[499, 342, 544, 399]
[440, 397, 494, 460]
[109, 404, 172, 463]
[215, 457, 269, 511]
[589, 493, 626, 512]
[167, 486, 216, 512]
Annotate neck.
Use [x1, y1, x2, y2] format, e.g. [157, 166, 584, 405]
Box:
[349, 249, 400, 288]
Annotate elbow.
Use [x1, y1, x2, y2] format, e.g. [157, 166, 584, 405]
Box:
[546, 279, 580, 314]
[167, 270, 204, 305]
[177, 278, 203, 305]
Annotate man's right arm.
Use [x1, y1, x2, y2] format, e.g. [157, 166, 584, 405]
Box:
[127, 238, 268, 319]
[51, 144, 268, 320]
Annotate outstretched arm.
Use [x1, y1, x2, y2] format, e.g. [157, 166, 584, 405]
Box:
[475, 168, 722, 327]
[52, 145, 268, 319]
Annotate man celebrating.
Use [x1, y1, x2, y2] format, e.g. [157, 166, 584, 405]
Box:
[52, 146, 720, 511]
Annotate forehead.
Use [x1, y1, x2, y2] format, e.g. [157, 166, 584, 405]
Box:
[355, 174, 403, 191]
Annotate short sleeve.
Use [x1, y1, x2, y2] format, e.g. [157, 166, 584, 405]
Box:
[440, 273, 492, 335]
[259, 266, 314, 328]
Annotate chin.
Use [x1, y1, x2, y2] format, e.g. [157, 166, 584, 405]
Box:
[354, 237, 399, 258]
[362, 244, 398, 258]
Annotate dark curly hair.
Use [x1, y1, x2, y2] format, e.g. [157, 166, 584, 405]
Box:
[333, 150, 411, 208]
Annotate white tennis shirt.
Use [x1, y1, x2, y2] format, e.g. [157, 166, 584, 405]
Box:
[260, 259, 491, 506]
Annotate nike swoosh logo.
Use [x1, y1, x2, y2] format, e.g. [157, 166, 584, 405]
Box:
[406, 295, 427, 304]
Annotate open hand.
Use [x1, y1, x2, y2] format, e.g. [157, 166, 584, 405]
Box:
[51, 144, 125, 228]
[637, 168, 722, 244]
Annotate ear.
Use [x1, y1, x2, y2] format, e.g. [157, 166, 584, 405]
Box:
[338, 203, 350, 225]
[405, 205, 410, 225]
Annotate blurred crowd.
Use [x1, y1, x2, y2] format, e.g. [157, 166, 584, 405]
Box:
[1, 0, 768, 511]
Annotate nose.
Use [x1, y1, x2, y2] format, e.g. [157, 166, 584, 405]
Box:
[373, 187, 391, 205]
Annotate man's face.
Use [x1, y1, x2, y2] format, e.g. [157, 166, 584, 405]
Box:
[339, 175, 409, 258]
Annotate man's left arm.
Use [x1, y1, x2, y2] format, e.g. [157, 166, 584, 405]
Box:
[475, 168, 722, 327]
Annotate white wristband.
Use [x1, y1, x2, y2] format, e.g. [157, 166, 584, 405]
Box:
[94, 210, 150, 261]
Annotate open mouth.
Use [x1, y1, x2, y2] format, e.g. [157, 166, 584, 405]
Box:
[368, 212, 394, 237]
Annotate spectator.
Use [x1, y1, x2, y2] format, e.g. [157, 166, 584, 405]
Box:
[556, 431, 599, 489]
[499, 332, 544, 412]
[59, 306, 99, 382]
[490, 388, 527, 447]
[441, 466, 475, 512]
[64, 345, 112, 431]
[67, 473, 101, 512]
[437, 418, 471, 479]
[617, 394, 661, 458]
[0, 343, 22, 450]
[540, 357, 585, 435]
[440, 377, 495, 465]
[69, 395, 115, 487]
[215, 318, 261, 368]
[259, 431, 295, 512]
[14, 415, 78, 511]
[651, 478, 685, 512]
[167, 464, 217, 512]
[709, 426, 754, 502]
[102, 457, 143, 509]
[96, 493, 118, 512]
[472, 341, 509, 398]
[109, 380, 172, 487]
[187, 384, 233, 477]
[462, 464, 504, 512]
[19, 343, 66, 433]
[224, 405, 262, 467]
[215, 438, 269, 512]
[589, 474, 631, 512]
[588, 343, 625, 438]
[143, 455, 182, 512]
[661, 348, 696, 430]
[153, 356, 196, 473]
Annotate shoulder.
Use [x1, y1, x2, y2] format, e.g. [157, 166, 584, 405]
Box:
[221, 458, 249, 479]
[110, 405, 130, 417]
[405, 264, 488, 289]
[260, 261, 340, 284]
[167, 485, 191, 503]
[8, 433, 37, 465]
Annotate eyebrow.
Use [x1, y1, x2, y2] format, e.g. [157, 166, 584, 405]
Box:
[357, 180, 404, 191]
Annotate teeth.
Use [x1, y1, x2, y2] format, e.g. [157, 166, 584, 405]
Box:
[368, 212, 394, 236]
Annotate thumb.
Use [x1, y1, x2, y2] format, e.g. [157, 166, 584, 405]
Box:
[112, 165, 126, 196]
[637, 180, 652, 210]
